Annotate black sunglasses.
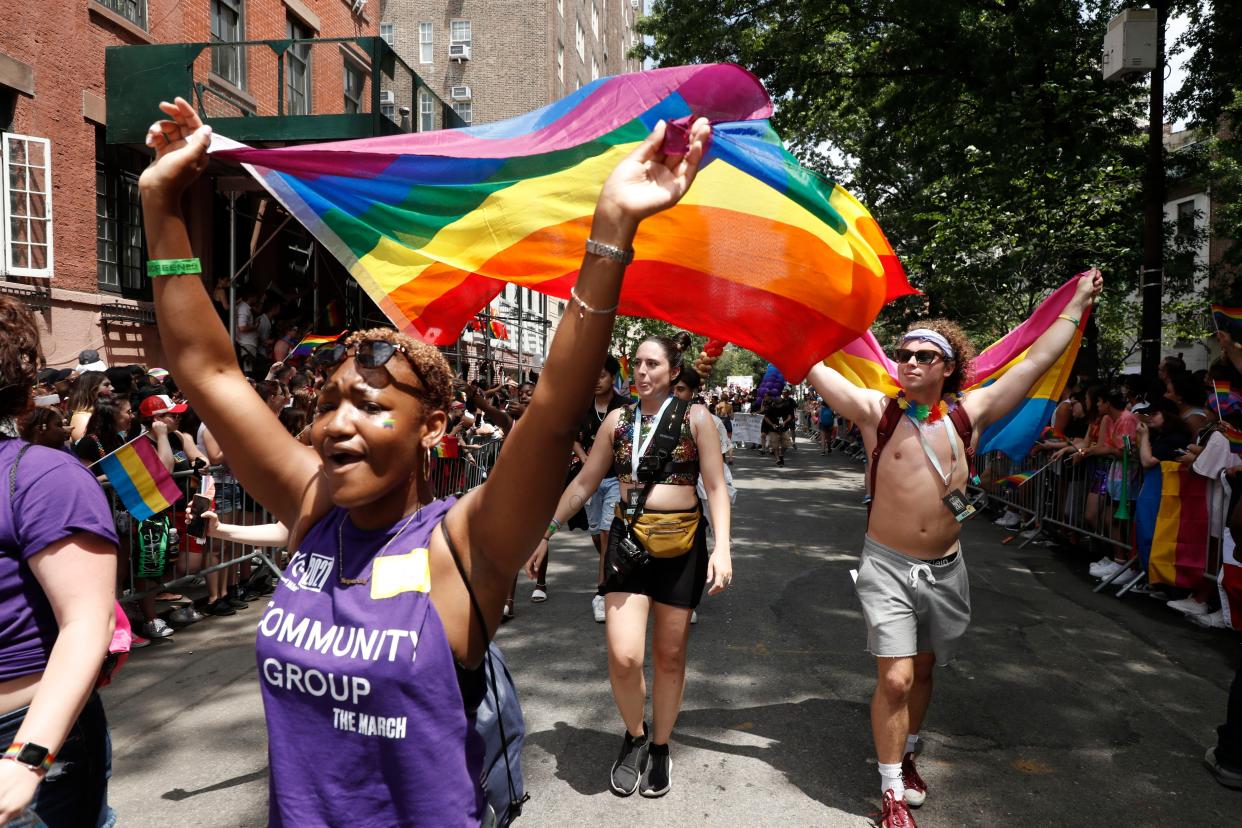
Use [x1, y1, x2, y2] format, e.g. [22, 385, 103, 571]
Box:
[312, 340, 405, 370]
[894, 348, 945, 366]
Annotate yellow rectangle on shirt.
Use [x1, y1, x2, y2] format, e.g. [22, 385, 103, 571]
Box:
[370, 548, 432, 599]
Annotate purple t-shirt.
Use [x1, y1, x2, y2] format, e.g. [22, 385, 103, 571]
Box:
[256, 497, 486, 827]
[0, 438, 118, 682]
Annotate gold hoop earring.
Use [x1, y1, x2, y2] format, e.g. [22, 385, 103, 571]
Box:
[424, 446, 431, 480]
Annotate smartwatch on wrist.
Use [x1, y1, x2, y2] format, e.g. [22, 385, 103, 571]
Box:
[3, 742, 55, 774]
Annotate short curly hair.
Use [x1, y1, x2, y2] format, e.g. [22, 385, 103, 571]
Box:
[898, 319, 976, 395]
[345, 328, 453, 413]
[0, 296, 41, 420]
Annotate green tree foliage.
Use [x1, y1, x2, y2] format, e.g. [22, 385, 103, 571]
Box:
[635, 0, 1207, 373]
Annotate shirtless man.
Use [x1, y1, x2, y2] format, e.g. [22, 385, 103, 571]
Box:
[808, 271, 1102, 826]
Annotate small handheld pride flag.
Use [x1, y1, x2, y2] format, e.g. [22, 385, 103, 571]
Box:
[97, 436, 182, 521]
[290, 331, 346, 360]
[1212, 305, 1242, 333]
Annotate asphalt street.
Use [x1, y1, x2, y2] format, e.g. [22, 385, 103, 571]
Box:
[103, 442, 1242, 826]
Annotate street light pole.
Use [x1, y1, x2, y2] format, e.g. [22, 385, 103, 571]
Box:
[1139, 0, 1168, 378]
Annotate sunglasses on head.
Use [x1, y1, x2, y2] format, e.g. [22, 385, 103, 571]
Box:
[312, 339, 406, 370]
[894, 348, 945, 366]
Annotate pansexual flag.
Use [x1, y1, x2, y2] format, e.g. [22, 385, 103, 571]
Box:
[98, 436, 182, 521]
[211, 64, 913, 380]
[290, 331, 346, 359]
[1135, 462, 1209, 588]
[822, 275, 1089, 459]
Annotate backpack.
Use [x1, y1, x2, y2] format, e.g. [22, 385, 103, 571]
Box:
[868, 398, 975, 517]
[439, 522, 530, 827]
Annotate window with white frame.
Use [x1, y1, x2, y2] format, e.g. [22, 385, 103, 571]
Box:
[591, 56, 599, 81]
[591, 2, 599, 36]
[418, 87, 435, 131]
[100, 0, 147, 28]
[450, 20, 471, 46]
[95, 166, 143, 291]
[343, 59, 364, 114]
[557, 0, 562, 15]
[452, 101, 473, 125]
[2, 135, 53, 279]
[575, 19, 584, 59]
[418, 22, 433, 63]
[556, 41, 563, 81]
[210, 0, 246, 88]
[379, 22, 394, 46]
[285, 16, 313, 115]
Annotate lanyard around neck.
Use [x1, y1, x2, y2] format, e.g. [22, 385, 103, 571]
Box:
[911, 416, 959, 489]
[632, 397, 674, 479]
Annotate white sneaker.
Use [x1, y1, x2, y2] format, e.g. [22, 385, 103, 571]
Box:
[1189, 610, 1229, 629]
[141, 618, 174, 639]
[994, 512, 1020, 528]
[691, 610, 698, 625]
[1168, 596, 1211, 616]
[1092, 556, 1114, 568]
[531, 587, 548, 603]
[1089, 560, 1125, 579]
[592, 594, 606, 623]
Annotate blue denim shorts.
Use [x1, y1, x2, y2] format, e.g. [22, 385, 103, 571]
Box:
[586, 476, 622, 535]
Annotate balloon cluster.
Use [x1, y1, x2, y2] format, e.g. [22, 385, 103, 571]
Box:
[693, 338, 727, 377]
[755, 363, 787, 404]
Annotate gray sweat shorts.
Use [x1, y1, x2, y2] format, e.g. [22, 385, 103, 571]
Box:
[854, 534, 971, 666]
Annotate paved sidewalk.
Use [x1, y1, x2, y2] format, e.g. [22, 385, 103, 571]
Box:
[103, 447, 1241, 825]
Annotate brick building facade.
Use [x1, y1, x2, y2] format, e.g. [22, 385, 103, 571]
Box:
[0, 0, 379, 370]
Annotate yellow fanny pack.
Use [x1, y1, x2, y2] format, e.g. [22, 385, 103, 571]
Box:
[618, 505, 700, 558]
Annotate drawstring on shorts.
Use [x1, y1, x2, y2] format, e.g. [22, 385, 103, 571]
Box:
[908, 563, 936, 588]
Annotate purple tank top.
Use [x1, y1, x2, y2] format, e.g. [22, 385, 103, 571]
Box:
[256, 497, 485, 826]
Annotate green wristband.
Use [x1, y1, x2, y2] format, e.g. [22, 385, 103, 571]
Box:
[147, 258, 203, 277]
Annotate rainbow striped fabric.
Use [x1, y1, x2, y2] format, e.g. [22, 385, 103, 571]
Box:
[213, 64, 913, 380]
[998, 472, 1035, 488]
[290, 331, 346, 359]
[823, 275, 1089, 459]
[1221, 422, 1242, 455]
[98, 436, 182, 521]
[1212, 304, 1242, 329]
[614, 356, 637, 401]
[1135, 462, 1209, 587]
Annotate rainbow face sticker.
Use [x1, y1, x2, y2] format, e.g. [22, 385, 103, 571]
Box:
[381, 416, 397, 430]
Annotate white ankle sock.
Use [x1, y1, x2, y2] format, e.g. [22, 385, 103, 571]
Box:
[878, 761, 904, 798]
[905, 734, 921, 756]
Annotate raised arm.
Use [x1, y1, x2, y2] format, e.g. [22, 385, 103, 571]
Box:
[138, 98, 322, 528]
[805, 362, 886, 429]
[966, 271, 1103, 433]
[448, 118, 711, 588]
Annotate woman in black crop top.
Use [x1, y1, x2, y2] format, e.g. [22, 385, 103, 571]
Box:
[526, 331, 733, 799]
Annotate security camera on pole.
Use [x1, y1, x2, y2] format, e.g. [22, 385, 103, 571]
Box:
[1101, 4, 1166, 378]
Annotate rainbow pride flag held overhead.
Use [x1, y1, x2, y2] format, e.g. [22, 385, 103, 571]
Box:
[290, 331, 346, 359]
[1211, 304, 1242, 331]
[822, 275, 1089, 460]
[97, 436, 182, 521]
[1135, 462, 1209, 588]
[212, 64, 913, 380]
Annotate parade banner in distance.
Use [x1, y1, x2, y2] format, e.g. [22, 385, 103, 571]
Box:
[212, 64, 914, 380]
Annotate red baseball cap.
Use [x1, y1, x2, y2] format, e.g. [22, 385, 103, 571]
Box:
[139, 394, 188, 417]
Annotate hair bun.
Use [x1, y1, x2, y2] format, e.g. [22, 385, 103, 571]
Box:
[672, 331, 693, 354]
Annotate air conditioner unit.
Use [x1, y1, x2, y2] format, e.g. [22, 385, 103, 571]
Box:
[1101, 8, 1158, 81]
[449, 43, 472, 61]
[351, 0, 367, 14]
[379, 90, 396, 105]
[450, 85, 472, 101]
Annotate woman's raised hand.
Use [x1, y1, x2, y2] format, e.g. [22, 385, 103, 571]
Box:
[593, 117, 711, 239]
[138, 97, 212, 206]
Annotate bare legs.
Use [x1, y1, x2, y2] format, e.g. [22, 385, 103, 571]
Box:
[872, 653, 936, 764]
[605, 593, 694, 742]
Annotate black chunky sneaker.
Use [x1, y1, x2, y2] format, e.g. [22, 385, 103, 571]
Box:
[639, 742, 671, 797]
[609, 723, 649, 796]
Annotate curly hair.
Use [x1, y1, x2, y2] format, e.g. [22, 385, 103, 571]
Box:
[345, 328, 453, 413]
[898, 319, 976, 395]
[0, 296, 41, 420]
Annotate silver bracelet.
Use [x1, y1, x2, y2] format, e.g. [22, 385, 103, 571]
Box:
[585, 238, 634, 265]
[569, 286, 619, 320]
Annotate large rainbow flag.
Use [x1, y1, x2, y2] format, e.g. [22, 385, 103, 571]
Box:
[211, 64, 913, 380]
[97, 436, 182, 521]
[1135, 462, 1209, 588]
[823, 275, 1089, 459]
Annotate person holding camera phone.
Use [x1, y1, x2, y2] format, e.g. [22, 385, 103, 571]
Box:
[525, 331, 732, 799]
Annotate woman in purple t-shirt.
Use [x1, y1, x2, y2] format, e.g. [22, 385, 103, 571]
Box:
[0, 296, 120, 827]
[139, 98, 711, 826]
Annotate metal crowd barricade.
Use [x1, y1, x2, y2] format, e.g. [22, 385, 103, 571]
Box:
[427, 437, 504, 498]
[108, 466, 282, 606]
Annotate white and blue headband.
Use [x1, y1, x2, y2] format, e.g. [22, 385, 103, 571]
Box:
[901, 329, 955, 360]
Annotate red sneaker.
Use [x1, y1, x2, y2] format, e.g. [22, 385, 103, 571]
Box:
[130, 633, 151, 649]
[880, 788, 918, 828]
[902, 751, 927, 807]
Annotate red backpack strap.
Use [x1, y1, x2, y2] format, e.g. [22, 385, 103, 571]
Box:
[868, 398, 904, 517]
[948, 403, 977, 481]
